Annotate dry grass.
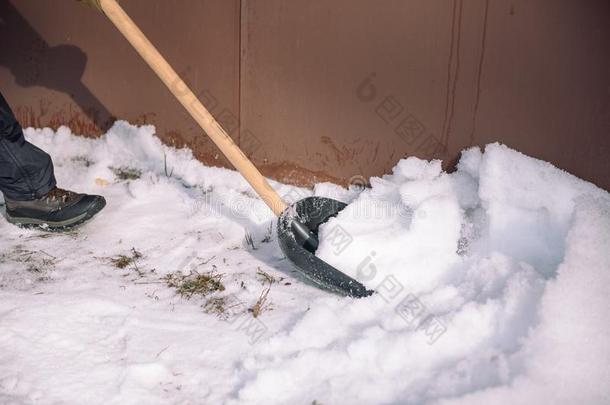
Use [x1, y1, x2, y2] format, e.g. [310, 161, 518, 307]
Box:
[111, 248, 142, 269]
[165, 271, 225, 299]
[71, 156, 94, 167]
[0, 246, 58, 284]
[261, 222, 273, 243]
[110, 166, 142, 181]
[256, 268, 276, 285]
[202, 296, 228, 316]
[244, 230, 257, 250]
[249, 287, 270, 318]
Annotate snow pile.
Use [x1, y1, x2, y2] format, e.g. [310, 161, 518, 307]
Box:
[317, 144, 600, 289]
[312, 144, 609, 404]
[0, 122, 609, 404]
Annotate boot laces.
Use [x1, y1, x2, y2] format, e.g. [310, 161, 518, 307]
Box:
[44, 187, 76, 205]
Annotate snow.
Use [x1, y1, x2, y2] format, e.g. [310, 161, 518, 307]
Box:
[1, 121, 609, 404]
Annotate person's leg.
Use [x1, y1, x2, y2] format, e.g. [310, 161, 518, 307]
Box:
[0, 92, 56, 200]
[0, 91, 105, 229]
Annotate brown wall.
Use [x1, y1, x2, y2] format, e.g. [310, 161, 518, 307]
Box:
[1, 0, 609, 190]
[0, 0, 241, 168]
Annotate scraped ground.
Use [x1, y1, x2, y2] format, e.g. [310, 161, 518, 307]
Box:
[0, 122, 608, 405]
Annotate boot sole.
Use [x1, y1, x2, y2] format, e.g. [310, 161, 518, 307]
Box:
[6, 197, 106, 231]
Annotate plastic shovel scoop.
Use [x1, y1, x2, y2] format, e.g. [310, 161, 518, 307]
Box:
[91, 0, 372, 297]
[278, 196, 373, 297]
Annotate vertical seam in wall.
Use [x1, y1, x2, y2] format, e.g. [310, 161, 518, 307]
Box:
[237, 0, 243, 145]
[441, 0, 463, 154]
[468, 0, 490, 146]
[441, 0, 458, 153]
[445, 0, 463, 149]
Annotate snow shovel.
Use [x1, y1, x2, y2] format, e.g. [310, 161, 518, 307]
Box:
[89, 0, 372, 297]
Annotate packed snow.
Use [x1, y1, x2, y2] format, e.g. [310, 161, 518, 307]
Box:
[0, 122, 608, 404]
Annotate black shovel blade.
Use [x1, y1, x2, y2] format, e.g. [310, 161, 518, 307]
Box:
[277, 196, 373, 298]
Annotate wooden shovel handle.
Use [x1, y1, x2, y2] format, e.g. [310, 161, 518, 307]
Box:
[98, 0, 288, 216]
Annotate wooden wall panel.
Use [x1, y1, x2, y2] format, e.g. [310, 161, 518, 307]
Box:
[1, 0, 608, 190]
[0, 0, 241, 168]
[240, 0, 610, 189]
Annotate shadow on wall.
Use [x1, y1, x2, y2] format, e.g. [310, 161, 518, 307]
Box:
[0, 0, 114, 134]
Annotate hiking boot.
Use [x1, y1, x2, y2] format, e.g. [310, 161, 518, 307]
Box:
[4, 187, 106, 230]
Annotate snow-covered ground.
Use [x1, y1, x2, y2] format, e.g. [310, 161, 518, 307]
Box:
[0, 122, 608, 405]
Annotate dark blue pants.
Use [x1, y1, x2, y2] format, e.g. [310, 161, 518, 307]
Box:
[0, 92, 56, 201]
